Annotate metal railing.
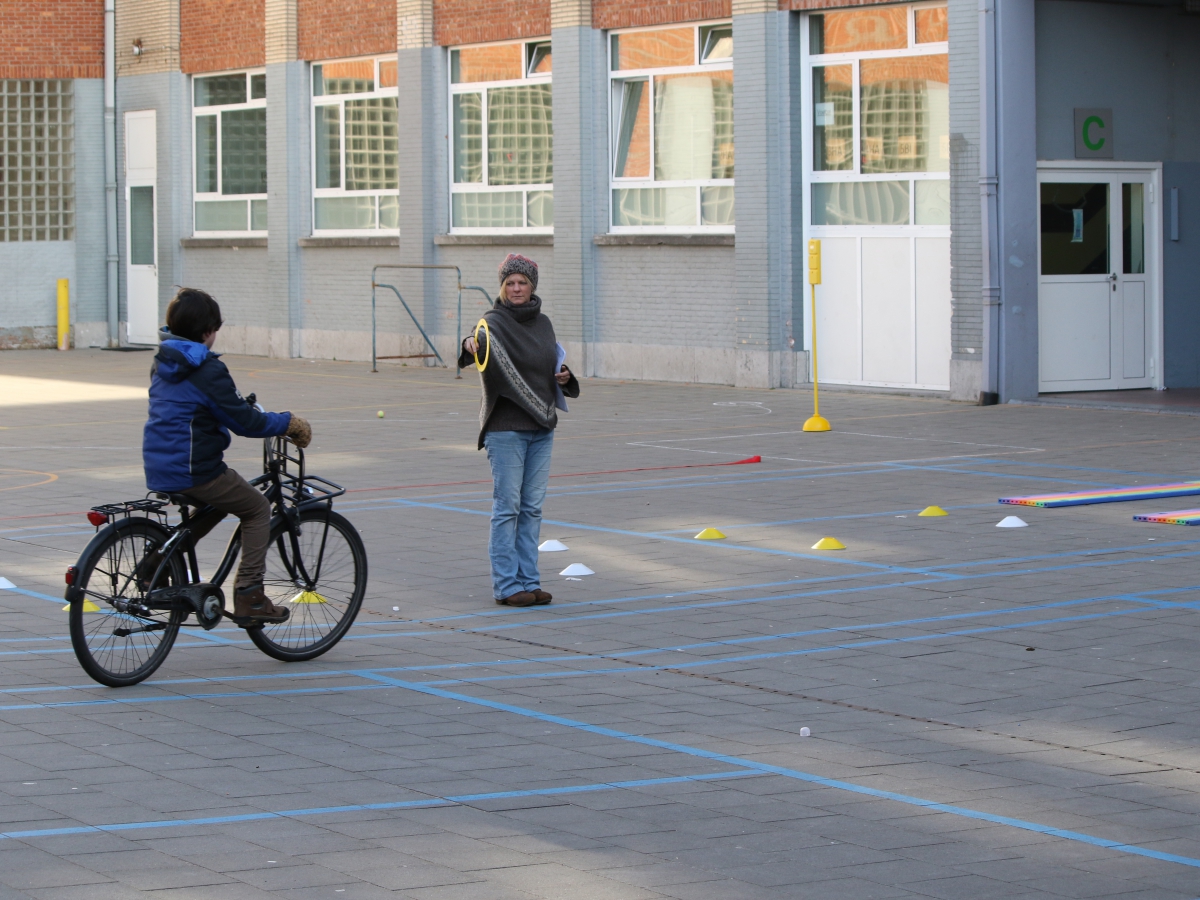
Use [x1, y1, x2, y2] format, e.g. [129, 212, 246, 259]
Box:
[370, 265, 493, 378]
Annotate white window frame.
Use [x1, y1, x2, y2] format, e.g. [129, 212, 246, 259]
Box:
[311, 55, 400, 236]
[607, 20, 734, 235]
[448, 38, 554, 235]
[802, 2, 950, 240]
[191, 68, 267, 237]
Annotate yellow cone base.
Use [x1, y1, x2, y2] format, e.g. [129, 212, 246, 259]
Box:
[65, 599, 101, 612]
[802, 415, 831, 432]
[290, 590, 328, 604]
[918, 506, 948, 517]
[812, 536, 845, 550]
[694, 528, 727, 540]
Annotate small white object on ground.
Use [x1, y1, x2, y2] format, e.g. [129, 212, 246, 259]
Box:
[799, 727, 811, 737]
[565, 576, 583, 581]
[539, 539, 569, 552]
[392, 606, 400, 611]
[996, 516, 1028, 528]
[559, 563, 594, 577]
[0, 577, 14, 590]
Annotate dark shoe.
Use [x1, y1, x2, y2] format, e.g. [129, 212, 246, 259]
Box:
[134, 549, 164, 591]
[530, 589, 552, 605]
[233, 584, 290, 623]
[496, 591, 536, 607]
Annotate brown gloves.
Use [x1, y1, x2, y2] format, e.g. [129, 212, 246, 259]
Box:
[286, 415, 312, 449]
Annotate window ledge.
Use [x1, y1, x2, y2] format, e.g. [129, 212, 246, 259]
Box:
[181, 237, 267, 249]
[298, 236, 400, 248]
[434, 234, 554, 246]
[594, 234, 734, 247]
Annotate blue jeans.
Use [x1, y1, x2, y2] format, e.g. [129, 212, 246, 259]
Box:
[484, 428, 554, 599]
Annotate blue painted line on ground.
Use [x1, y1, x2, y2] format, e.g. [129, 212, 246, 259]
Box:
[385, 497, 943, 576]
[352, 671, 1200, 871]
[6, 600, 1189, 711]
[0, 770, 760, 841]
[2, 586, 66, 604]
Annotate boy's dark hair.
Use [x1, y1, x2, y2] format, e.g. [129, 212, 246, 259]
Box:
[166, 288, 223, 343]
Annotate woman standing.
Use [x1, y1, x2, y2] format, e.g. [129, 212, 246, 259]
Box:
[461, 254, 579, 608]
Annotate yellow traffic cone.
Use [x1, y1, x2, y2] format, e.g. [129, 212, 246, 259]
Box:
[812, 537, 845, 550]
[918, 506, 948, 517]
[694, 528, 727, 540]
[64, 599, 101, 612]
[290, 590, 328, 604]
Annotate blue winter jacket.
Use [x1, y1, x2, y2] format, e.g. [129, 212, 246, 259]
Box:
[143, 330, 291, 492]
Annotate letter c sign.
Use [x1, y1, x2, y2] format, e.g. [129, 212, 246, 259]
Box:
[1074, 108, 1113, 159]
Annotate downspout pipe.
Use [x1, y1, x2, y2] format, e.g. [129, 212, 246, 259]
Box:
[104, 0, 119, 346]
[978, 0, 1000, 404]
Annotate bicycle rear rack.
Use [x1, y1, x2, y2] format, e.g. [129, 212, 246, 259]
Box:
[89, 497, 171, 527]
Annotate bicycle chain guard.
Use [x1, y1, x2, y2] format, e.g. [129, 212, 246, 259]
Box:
[147, 583, 225, 630]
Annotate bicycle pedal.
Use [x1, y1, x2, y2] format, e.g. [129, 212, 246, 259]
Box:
[227, 615, 262, 630]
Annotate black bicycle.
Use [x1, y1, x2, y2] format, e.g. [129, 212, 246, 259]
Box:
[65, 402, 368, 687]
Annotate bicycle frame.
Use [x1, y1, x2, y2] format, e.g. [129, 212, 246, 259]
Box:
[92, 436, 347, 625]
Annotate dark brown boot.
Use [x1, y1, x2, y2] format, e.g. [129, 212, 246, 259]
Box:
[530, 590, 552, 605]
[233, 584, 290, 623]
[134, 549, 165, 591]
[496, 591, 536, 607]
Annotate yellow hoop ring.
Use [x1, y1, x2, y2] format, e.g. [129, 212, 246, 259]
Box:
[473, 318, 491, 372]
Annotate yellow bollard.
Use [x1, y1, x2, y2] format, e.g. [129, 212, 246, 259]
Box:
[803, 240, 830, 432]
[56, 279, 69, 351]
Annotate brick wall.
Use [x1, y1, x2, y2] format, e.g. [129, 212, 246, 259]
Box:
[778, 0, 894, 9]
[116, 0, 181, 75]
[592, 1, 729, 30]
[433, 0, 550, 47]
[298, 0, 394, 61]
[181, 0, 264, 73]
[0, 0, 103, 79]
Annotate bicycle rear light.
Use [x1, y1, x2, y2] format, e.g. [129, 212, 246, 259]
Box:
[65, 566, 78, 586]
[87, 511, 108, 526]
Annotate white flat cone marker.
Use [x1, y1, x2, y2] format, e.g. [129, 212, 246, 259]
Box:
[559, 563, 594, 577]
[539, 539, 569, 552]
[0, 577, 14, 590]
[997, 515, 1028, 528]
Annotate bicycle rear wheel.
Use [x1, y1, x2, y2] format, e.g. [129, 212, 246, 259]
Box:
[247, 508, 367, 661]
[69, 519, 188, 687]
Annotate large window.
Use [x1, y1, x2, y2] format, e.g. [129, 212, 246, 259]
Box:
[608, 23, 733, 232]
[1, 79, 74, 242]
[450, 40, 553, 232]
[192, 71, 267, 234]
[312, 56, 399, 233]
[806, 4, 948, 227]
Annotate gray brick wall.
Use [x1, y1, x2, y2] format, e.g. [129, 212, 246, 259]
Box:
[949, 0, 981, 362]
[594, 245, 736, 347]
[74, 78, 108, 326]
[186, 248, 271, 330]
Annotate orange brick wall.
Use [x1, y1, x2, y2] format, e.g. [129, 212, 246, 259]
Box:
[0, 0, 103, 79]
[299, 0, 395, 61]
[433, 0, 551, 47]
[180, 0, 265, 73]
[592, 0, 729, 30]
[779, 0, 895, 9]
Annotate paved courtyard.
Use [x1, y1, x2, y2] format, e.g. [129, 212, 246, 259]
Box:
[2, 348, 1200, 899]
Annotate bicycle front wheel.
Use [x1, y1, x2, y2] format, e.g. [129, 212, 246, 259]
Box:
[69, 519, 187, 687]
[247, 508, 367, 661]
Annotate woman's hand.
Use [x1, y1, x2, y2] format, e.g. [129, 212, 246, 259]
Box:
[555, 366, 571, 385]
[463, 336, 478, 355]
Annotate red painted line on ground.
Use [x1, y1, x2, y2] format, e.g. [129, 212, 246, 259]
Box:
[345, 456, 762, 494]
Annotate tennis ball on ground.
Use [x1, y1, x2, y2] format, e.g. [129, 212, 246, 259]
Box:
[377, 410, 385, 418]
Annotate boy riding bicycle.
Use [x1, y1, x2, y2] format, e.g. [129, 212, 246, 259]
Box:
[142, 288, 312, 623]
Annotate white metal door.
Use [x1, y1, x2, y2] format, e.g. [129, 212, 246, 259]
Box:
[1037, 166, 1160, 392]
[125, 110, 158, 345]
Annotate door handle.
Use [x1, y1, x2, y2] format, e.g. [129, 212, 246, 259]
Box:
[1110, 273, 1117, 292]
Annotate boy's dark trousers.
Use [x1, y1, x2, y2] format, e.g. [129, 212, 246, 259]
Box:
[183, 468, 271, 589]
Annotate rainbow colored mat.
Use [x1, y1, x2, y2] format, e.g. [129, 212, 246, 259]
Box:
[1133, 509, 1200, 525]
[999, 482, 1200, 508]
